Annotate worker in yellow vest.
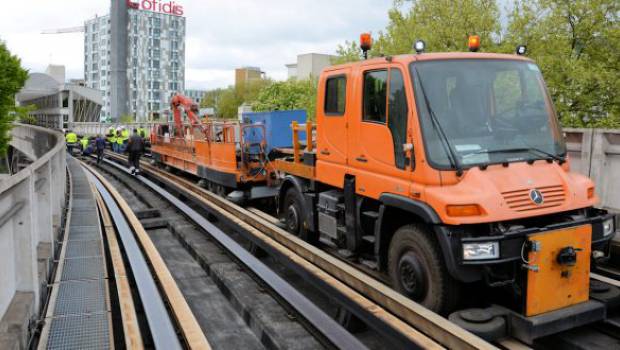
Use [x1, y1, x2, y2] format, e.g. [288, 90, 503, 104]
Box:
[80, 136, 92, 155]
[117, 128, 130, 153]
[80, 135, 89, 151]
[65, 130, 78, 154]
[108, 129, 117, 152]
[123, 128, 130, 152]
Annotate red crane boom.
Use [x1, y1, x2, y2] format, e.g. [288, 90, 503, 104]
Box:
[170, 94, 206, 137]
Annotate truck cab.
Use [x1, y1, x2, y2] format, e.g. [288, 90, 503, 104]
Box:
[276, 45, 617, 342]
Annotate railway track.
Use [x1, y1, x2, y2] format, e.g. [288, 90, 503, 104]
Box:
[83, 160, 374, 349]
[100, 151, 620, 350]
[100, 151, 494, 349]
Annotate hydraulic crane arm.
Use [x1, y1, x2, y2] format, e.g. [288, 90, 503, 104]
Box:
[170, 94, 206, 137]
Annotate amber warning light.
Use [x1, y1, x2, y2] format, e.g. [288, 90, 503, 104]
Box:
[360, 33, 372, 59]
[468, 35, 480, 52]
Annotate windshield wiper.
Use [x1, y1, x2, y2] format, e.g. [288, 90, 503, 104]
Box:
[413, 67, 463, 176]
[464, 147, 566, 163]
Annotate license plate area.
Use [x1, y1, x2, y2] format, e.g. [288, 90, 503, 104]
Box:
[525, 225, 591, 316]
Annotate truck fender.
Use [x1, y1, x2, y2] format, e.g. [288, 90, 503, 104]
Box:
[375, 193, 481, 282]
[278, 175, 316, 233]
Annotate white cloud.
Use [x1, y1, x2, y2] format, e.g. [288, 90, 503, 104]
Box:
[0, 0, 393, 89]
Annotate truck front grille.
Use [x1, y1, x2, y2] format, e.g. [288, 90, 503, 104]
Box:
[502, 185, 565, 212]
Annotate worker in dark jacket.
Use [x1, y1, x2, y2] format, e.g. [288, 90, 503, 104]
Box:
[95, 134, 106, 165]
[127, 129, 145, 175]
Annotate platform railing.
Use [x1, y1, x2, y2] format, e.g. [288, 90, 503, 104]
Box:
[0, 124, 66, 338]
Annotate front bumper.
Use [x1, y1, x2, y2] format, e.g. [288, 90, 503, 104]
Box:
[435, 208, 616, 282]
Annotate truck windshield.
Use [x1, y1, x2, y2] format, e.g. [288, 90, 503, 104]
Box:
[410, 59, 566, 169]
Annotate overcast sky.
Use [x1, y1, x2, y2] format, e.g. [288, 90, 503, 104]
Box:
[0, 0, 394, 90]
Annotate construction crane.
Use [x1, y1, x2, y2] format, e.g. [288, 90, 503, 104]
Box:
[41, 26, 85, 35]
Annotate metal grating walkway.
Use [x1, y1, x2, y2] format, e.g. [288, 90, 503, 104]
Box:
[38, 157, 112, 350]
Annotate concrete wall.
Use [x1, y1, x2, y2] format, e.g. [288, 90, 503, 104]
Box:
[565, 128, 620, 212]
[0, 125, 66, 347]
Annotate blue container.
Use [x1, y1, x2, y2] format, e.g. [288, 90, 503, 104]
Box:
[242, 110, 307, 154]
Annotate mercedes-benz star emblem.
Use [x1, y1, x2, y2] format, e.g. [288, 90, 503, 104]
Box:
[529, 189, 544, 205]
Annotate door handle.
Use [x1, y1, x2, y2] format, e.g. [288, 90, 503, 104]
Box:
[321, 149, 330, 155]
[356, 156, 368, 163]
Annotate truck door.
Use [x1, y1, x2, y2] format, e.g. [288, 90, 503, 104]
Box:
[349, 66, 412, 198]
[316, 69, 350, 188]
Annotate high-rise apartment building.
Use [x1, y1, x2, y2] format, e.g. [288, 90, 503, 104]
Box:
[84, 5, 186, 121]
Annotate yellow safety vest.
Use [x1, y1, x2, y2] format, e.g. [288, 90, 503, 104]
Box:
[80, 137, 89, 149]
[66, 133, 78, 143]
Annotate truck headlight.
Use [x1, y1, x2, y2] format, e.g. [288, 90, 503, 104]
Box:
[463, 242, 500, 260]
[603, 218, 615, 237]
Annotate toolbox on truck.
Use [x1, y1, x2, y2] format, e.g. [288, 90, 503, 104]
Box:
[242, 110, 307, 154]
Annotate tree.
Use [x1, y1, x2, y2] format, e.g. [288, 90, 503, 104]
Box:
[0, 41, 28, 155]
[334, 0, 501, 64]
[503, 0, 620, 128]
[199, 78, 273, 119]
[14, 104, 36, 125]
[251, 79, 318, 120]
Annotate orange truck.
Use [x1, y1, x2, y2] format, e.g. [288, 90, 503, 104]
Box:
[273, 36, 618, 343]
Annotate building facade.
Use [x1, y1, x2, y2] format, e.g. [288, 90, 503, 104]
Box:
[184, 89, 207, 106]
[84, 8, 186, 121]
[286, 53, 334, 80]
[235, 67, 263, 88]
[16, 65, 102, 130]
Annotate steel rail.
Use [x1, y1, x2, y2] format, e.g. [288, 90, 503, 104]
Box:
[85, 162, 213, 349]
[84, 167, 185, 350]
[93, 189, 144, 349]
[96, 157, 398, 350]
[103, 152, 491, 350]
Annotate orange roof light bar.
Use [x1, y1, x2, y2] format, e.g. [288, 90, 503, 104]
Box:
[360, 33, 372, 59]
[468, 35, 481, 52]
[360, 33, 372, 51]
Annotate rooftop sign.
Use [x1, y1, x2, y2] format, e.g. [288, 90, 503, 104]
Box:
[126, 0, 184, 16]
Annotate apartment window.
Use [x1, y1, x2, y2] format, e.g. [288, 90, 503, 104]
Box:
[169, 82, 177, 90]
[152, 81, 160, 90]
[154, 17, 161, 27]
[132, 91, 137, 99]
[171, 51, 178, 60]
[153, 91, 160, 100]
[152, 39, 160, 48]
[171, 40, 178, 50]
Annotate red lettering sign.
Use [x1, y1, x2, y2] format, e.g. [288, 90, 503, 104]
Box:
[126, 0, 184, 16]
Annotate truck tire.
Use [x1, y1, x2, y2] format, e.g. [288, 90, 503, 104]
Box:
[282, 187, 311, 242]
[388, 224, 460, 315]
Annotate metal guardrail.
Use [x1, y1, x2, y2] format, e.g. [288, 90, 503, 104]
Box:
[67, 122, 155, 137]
[0, 124, 66, 327]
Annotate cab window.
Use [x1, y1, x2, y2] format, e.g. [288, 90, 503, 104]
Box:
[324, 76, 346, 115]
[363, 70, 388, 123]
[388, 69, 408, 169]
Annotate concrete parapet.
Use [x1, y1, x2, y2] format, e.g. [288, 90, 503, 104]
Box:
[0, 124, 66, 348]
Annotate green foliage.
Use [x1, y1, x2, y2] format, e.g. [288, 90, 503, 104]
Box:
[251, 79, 318, 120]
[119, 114, 134, 123]
[333, 0, 619, 128]
[14, 104, 36, 125]
[0, 41, 28, 155]
[503, 0, 620, 128]
[200, 79, 273, 119]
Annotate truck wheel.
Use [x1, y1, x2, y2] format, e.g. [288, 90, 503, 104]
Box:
[283, 188, 306, 237]
[388, 224, 460, 315]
